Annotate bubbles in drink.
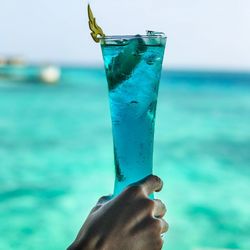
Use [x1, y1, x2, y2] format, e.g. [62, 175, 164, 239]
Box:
[101, 33, 166, 195]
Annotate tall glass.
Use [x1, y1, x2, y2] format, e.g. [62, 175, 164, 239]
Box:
[101, 32, 166, 196]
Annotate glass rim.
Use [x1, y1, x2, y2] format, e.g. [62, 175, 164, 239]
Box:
[100, 33, 167, 41]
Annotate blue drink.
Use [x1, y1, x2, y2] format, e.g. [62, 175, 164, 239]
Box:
[101, 32, 166, 196]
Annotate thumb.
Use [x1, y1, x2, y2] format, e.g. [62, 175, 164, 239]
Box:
[91, 195, 113, 213]
[97, 195, 113, 205]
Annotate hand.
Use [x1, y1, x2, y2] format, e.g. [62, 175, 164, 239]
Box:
[68, 175, 168, 250]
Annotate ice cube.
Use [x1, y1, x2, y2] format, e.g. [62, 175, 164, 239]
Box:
[146, 30, 166, 47]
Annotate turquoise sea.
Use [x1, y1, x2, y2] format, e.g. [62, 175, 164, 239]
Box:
[0, 67, 250, 250]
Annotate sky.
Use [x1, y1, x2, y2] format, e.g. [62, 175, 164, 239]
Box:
[1, 0, 250, 70]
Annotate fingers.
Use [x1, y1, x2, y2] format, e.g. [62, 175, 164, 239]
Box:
[131, 175, 163, 196]
[153, 199, 167, 218]
[158, 218, 169, 234]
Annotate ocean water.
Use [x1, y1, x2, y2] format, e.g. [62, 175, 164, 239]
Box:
[0, 67, 250, 250]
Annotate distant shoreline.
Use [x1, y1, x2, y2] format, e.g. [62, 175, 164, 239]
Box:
[1, 64, 250, 84]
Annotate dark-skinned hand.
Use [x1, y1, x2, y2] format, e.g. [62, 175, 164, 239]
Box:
[68, 175, 168, 250]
